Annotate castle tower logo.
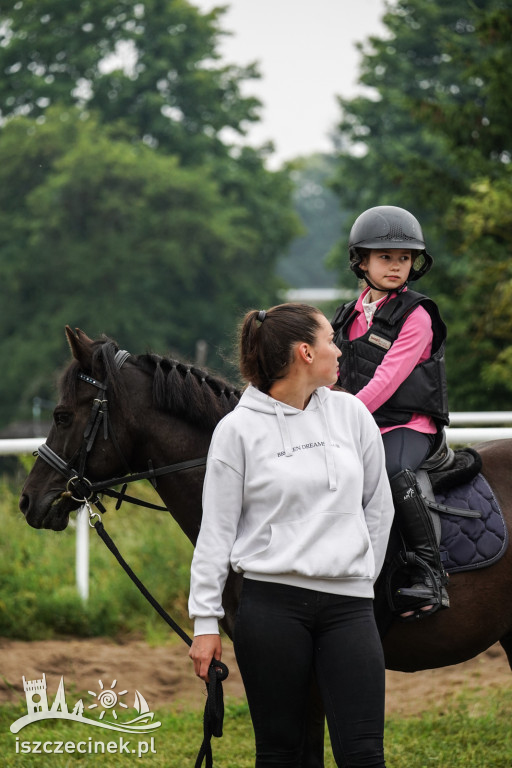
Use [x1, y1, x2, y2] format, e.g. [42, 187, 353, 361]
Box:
[23, 674, 48, 715]
[11, 673, 161, 735]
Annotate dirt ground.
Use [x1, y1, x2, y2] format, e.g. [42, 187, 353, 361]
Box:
[1, 637, 510, 717]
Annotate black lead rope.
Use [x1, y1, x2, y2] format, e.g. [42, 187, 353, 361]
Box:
[92, 516, 228, 768]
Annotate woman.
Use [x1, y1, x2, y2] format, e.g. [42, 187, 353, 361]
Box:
[189, 303, 393, 768]
[331, 205, 450, 620]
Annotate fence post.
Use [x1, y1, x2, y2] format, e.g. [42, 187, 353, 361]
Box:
[76, 505, 89, 602]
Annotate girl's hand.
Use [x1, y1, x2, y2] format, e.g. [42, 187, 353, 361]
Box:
[189, 634, 223, 682]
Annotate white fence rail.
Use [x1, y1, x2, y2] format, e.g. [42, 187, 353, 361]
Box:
[5, 412, 512, 457]
[448, 411, 512, 426]
[0, 437, 45, 455]
[3, 413, 512, 602]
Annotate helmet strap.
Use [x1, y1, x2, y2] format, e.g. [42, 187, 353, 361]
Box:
[363, 274, 408, 296]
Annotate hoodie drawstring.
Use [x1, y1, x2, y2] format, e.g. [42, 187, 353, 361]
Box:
[274, 401, 293, 457]
[316, 393, 338, 491]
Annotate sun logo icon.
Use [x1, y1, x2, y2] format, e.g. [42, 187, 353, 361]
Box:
[88, 679, 128, 720]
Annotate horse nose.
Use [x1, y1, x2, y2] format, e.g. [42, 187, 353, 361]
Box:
[19, 493, 30, 516]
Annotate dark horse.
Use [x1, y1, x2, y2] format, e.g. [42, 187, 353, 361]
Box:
[20, 328, 512, 765]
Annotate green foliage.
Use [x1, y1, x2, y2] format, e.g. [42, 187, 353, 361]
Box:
[0, 476, 195, 641]
[329, 0, 512, 410]
[451, 172, 512, 398]
[0, 0, 261, 162]
[0, 0, 300, 428]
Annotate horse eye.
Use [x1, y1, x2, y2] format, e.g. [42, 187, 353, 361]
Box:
[54, 410, 73, 428]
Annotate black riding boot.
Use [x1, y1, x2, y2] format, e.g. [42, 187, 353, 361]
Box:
[390, 469, 450, 620]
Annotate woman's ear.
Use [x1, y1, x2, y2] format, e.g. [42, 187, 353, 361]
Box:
[297, 343, 313, 364]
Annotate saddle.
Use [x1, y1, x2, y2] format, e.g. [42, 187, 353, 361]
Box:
[422, 430, 482, 493]
[418, 431, 507, 572]
[376, 432, 508, 633]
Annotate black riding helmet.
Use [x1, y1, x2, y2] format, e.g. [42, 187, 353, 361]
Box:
[348, 205, 433, 285]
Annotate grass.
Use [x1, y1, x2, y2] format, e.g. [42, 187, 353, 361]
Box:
[0, 688, 511, 767]
[385, 687, 512, 767]
[0, 468, 195, 643]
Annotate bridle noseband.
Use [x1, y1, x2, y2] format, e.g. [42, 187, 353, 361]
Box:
[37, 349, 207, 517]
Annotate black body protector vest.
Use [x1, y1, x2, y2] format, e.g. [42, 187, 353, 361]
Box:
[331, 290, 449, 430]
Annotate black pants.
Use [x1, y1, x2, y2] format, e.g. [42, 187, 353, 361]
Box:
[233, 579, 386, 768]
[381, 428, 434, 478]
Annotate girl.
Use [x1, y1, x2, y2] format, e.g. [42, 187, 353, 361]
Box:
[332, 205, 450, 620]
[189, 303, 393, 767]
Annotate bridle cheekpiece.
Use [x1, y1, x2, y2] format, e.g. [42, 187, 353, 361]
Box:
[36, 349, 207, 522]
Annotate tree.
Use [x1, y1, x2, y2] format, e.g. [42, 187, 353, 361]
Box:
[0, 0, 261, 162]
[0, 1, 300, 427]
[0, 108, 298, 426]
[328, 0, 512, 409]
[449, 170, 512, 403]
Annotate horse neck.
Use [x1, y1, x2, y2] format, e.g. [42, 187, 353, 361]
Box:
[119, 363, 222, 544]
[132, 408, 212, 546]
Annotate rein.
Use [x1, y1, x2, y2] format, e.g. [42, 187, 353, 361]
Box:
[86, 499, 228, 768]
[36, 349, 227, 768]
[38, 441, 207, 511]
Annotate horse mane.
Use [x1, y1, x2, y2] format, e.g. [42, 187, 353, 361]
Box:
[59, 337, 242, 431]
[136, 352, 241, 430]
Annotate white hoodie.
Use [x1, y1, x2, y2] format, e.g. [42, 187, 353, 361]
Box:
[189, 385, 394, 635]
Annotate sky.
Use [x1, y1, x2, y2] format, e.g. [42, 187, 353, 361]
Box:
[192, 0, 388, 167]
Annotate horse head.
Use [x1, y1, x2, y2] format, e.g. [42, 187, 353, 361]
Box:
[19, 326, 138, 530]
[20, 326, 241, 533]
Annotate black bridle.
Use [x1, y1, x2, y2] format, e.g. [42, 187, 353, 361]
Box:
[35, 349, 226, 768]
[37, 349, 207, 515]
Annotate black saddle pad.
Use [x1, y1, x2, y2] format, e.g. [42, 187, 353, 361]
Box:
[436, 473, 508, 573]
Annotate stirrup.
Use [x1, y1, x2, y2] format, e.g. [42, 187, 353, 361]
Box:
[386, 551, 449, 621]
[395, 583, 450, 623]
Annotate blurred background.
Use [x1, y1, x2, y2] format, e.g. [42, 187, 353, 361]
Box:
[0, 0, 511, 440]
[0, 0, 511, 641]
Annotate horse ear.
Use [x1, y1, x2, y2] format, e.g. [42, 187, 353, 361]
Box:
[65, 325, 94, 368]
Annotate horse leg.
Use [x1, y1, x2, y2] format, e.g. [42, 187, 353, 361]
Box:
[499, 632, 512, 672]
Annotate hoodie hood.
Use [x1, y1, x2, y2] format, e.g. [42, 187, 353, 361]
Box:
[237, 385, 337, 490]
[238, 383, 331, 413]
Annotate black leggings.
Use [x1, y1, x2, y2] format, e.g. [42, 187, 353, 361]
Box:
[233, 579, 386, 768]
[381, 428, 434, 478]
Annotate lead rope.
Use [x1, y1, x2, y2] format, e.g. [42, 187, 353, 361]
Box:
[86, 502, 229, 768]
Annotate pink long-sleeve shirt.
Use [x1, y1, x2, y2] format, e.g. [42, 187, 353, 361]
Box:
[348, 287, 437, 436]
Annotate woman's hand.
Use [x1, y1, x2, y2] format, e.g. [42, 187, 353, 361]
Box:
[189, 634, 223, 682]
